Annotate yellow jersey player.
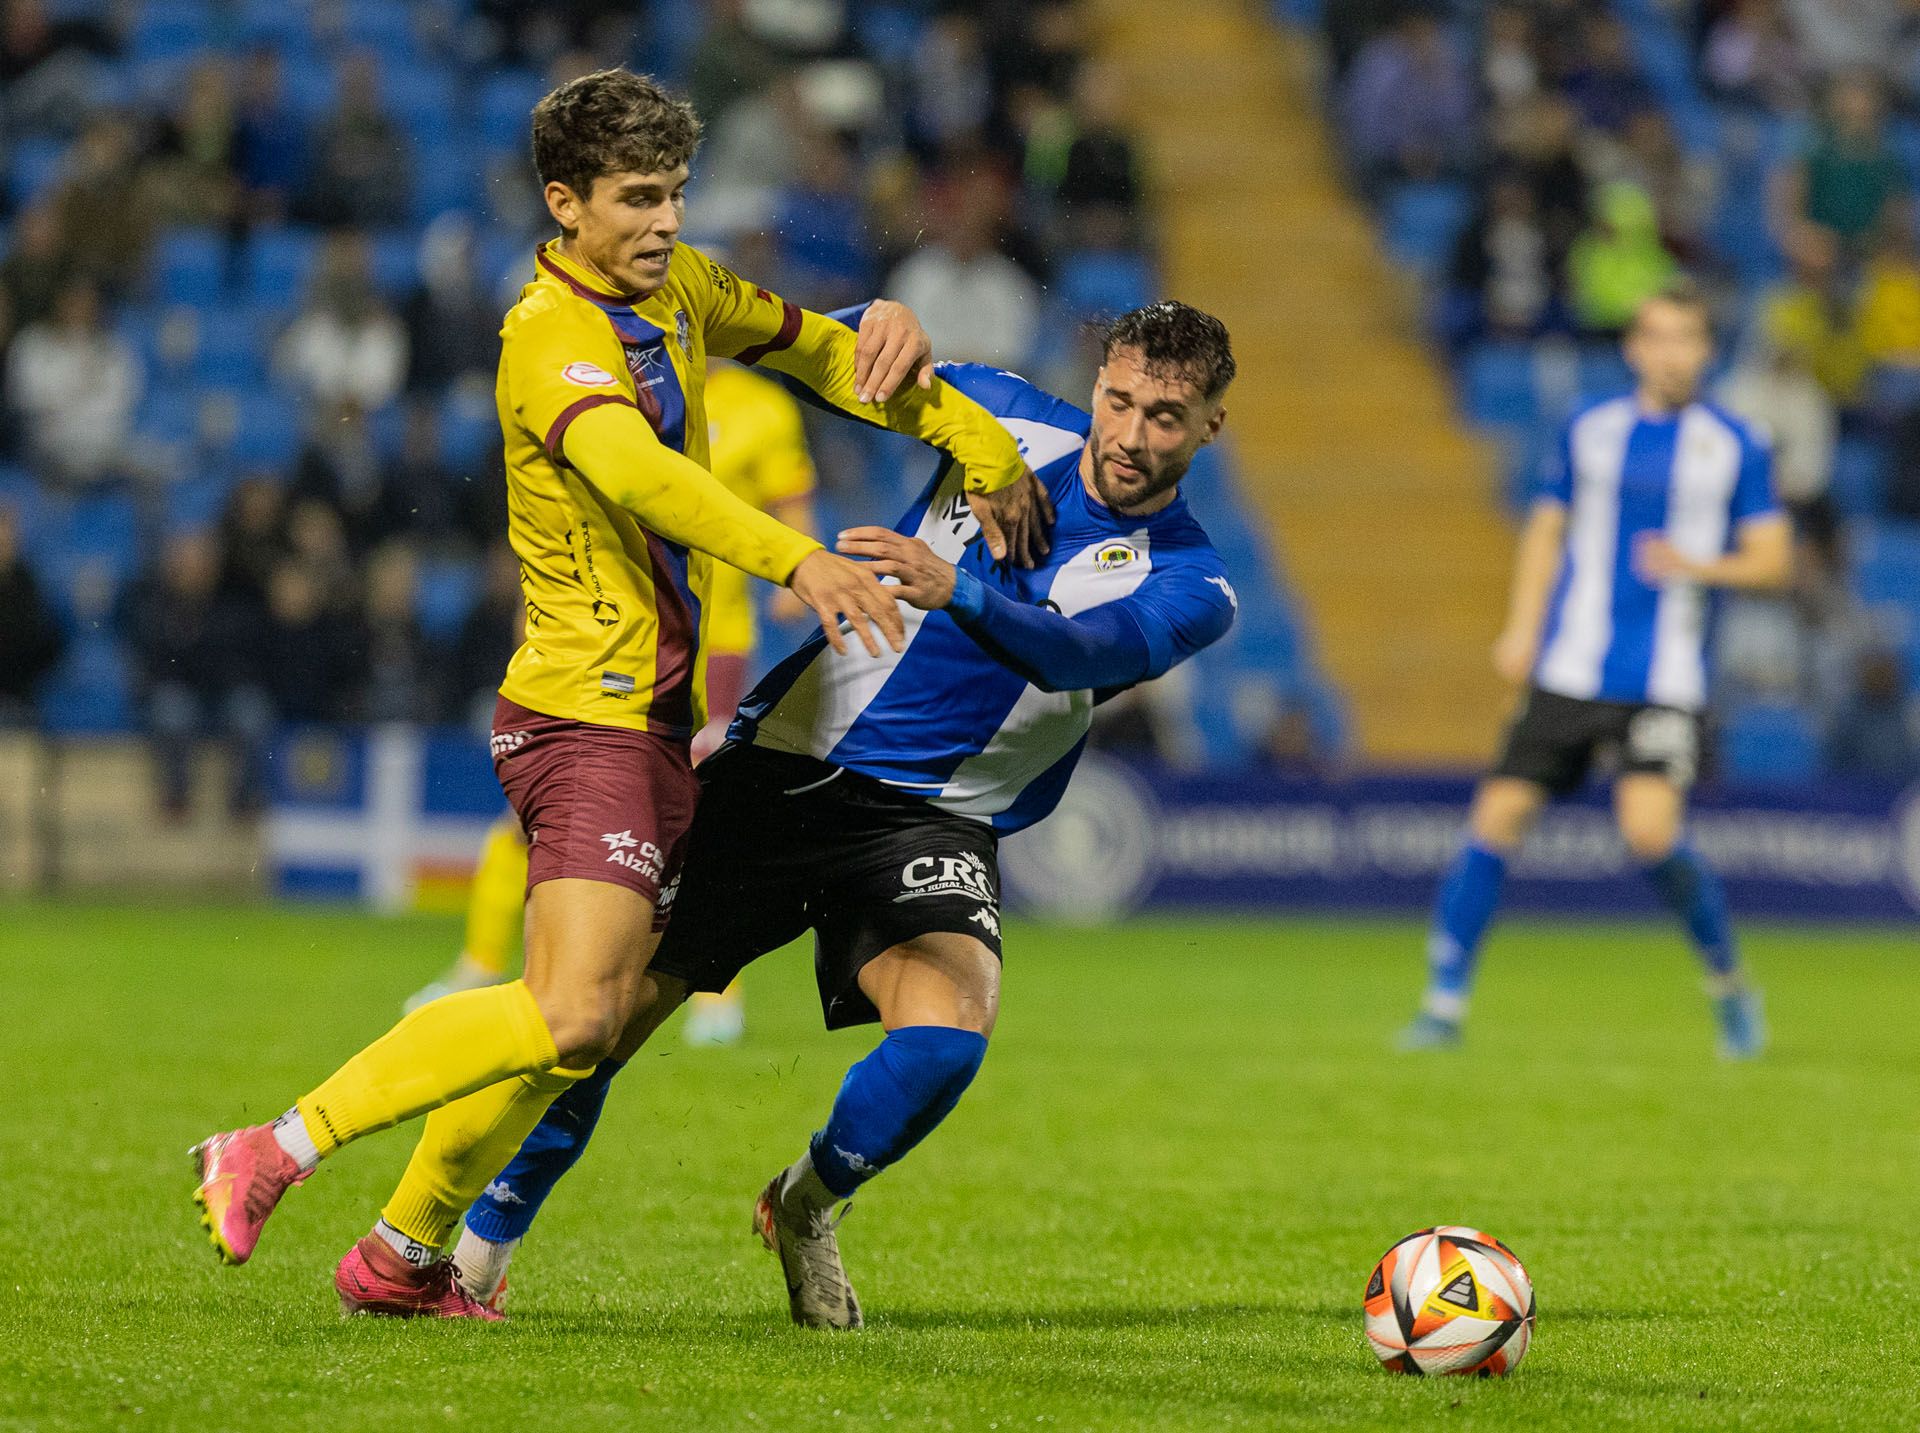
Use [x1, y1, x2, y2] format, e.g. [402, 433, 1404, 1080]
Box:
[404, 359, 828, 1047]
[191, 67, 1048, 1319]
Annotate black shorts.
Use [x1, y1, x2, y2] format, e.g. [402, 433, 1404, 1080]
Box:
[1492, 687, 1701, 796]
[649, 742, 1003, 1030]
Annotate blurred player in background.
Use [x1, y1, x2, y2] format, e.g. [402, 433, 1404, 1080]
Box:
[1401, 281, 1792, 1058]
[451, 304, 1240, 1329]
[191, 68, 1046, 1320]
[404, 353, 827, 1048]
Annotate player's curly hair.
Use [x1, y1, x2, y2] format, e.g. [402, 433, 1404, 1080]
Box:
[1101, 302, 1237, 401]
[531, 68, 703, 198]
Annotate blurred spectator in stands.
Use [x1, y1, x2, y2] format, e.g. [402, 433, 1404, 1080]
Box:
[1056, 60, 1143, 246]
[1717, 337, 1837, 518]
[4, 279, 141, 489]
[1598, 110, 1720, 265]
[215, 474, 290, 607]
[1321, 0, 1407, 80]
[56, 115, 152, 296]
[1795, 506, 1877, 724]
[997, 0, 1087, 100]
[291, 400, 399, 555]
[383, 403, 462, 542]
[448, 540, 522, 726]
[689, 0, 787, 130]
[261, 559, 366, 723]
[1089, 669, 1207, 772]
[887, 166, 1039, 369]
[1783, 0, 1899, 79]
[1232, 677, 1337, 778]
[403, 215, 501, 399]
[700, 72, 804, 216]
[910, 9, 993, 152]
[276, 233, 408, 412]
[141, 59, 241, 230]
[1774, 74, 1907, 255]
[1854, 214, 1920, 368]
[0, 0, 116, 137]
[233, 48, 307, 227]
[1568, 183, 1677, 337]
[1340, 10, 1476, 193]
[1702, 0, 1808, 113]
[1879, 397, 1920, 518]
[1445, 173, 1559, 346]
[773, 128, 879, 313]
[121, 529, 272, 819]
[1760, 220, 1871, 402]
[1826, 648, 1920, 782]
[0, 503, 65, 724]
[294, 51, 410, 228]
[1492, 95, 1591, 263]
[1480, 5, 1541, 115]
[284, 498, 358, 614]
[1562, 15, 1654, 136]
[361, 542, 437, 724]
[0, 200, 67, 334]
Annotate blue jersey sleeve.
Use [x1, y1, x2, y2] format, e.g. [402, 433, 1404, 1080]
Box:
[1115, 563, 1240, 678]
[1730, 428, 1779, 526]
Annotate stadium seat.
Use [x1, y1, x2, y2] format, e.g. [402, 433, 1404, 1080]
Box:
[151, 228, 230, 308]
[368, 229, 422, 299]
[7, 137, 69, 210]
[1459, 341, 1539, 428]
[242, 228, 322, 311]
[192, 308, 274, 389]
[415, 556, 480, 641]
[478, 70, 548, 151]
[1381, 181, 1472, 276]
[279, 54, 339, 119]
[341, 0, 421, 60]
[225, 400, 304, 471]
[439, 389, 498, 470]
[381, 65, 454, 136]
[1718, 703, 1822, 787]
[1575, 346, 1633, 403]
[236, 0, 319, 53]
[39, 631, 135, 734]
[1830, 433, 1887, 516]
[1055, 251, 1155, 318]
[1853, 521, 1920, 606]
[851, 5, 925, 67]
[128, 0, 214, 65]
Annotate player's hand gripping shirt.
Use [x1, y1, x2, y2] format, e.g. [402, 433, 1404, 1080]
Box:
[1534, 396, 1778, 712]
[495, 239, 1024, 736]
[734, 365, 1238, 833]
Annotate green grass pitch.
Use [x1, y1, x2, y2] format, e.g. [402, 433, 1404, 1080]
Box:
[1, 900, 1913, 1430]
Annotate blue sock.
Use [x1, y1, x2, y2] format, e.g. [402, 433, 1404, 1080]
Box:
[464, 1057, 625, 1243]
[808, 1026, 989, 1199]
[1424, 843, 1509, 1015]
[1644, 843, 1740, 980]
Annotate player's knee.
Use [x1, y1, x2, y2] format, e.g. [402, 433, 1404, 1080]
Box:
[1619, 817, 1678, 865]
[537, 1001, 627, 1067]
[1468, 791, 1537, 852]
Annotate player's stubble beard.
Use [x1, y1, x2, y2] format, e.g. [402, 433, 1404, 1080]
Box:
[1088, 444, 1187, 517]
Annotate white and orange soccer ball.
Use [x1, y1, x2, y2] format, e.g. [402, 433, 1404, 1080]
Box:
[1363, 1226, 1535, 1377]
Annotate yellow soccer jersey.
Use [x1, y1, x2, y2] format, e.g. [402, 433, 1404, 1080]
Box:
[704, 362, 816, 658]
[494, 238, 1024, 736]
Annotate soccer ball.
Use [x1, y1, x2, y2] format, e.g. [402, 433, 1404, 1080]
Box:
[1363, 1226, 1535, 1377]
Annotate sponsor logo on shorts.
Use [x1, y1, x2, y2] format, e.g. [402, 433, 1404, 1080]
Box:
[561, 361, 618, 387]
[602, 829, 666, 882]
[490, 730, 527, 759]
[600, 669, 636, 693]
[894, 850, 994, 903]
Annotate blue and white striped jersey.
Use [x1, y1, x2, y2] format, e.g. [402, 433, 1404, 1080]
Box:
[732, 364, 1237, 832]
[1533, 394, 1778, 712]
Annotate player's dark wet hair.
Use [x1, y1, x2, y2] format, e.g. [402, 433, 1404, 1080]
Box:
[531, 68, 702, 198]
[1100, 302, 1237, 401]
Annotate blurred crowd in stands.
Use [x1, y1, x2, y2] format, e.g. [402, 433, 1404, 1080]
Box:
[1317, 0, 1920, 785]
[1, 0, 1250, 816]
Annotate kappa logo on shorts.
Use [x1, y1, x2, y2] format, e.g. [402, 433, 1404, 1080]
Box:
[656, 872, 682, 912]
[602, 829, 666, 881]
[489, 730, 527, 759]
[969, 906, 1000, 938]
[894, 850, 994, 903]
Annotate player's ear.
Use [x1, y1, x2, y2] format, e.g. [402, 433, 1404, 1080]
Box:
[1202, 403, 1226, 443]
[544, 180, 582, 233]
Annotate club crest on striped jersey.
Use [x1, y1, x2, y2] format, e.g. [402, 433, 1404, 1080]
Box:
[1093, 541, 1139, 571]
[674, 308, 691, 355]
[562, 361, 617, 387]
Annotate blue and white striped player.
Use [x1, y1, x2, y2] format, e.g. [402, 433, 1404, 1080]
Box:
[451, 302, 1240, 1326]
[1403, 282, 1792, 1056]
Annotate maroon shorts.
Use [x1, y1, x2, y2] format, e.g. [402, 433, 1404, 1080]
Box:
[491, 697, 700, 925]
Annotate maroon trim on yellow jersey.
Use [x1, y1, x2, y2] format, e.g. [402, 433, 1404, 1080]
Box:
[536, 247, 644, 305]
[641, 529, 698, 734]
[730, 299, 803, 367]
[545, 392, 635, 464]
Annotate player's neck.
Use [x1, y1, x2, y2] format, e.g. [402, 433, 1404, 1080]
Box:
[1633, 385, 1695, 419]
[552, 235, 634, 300]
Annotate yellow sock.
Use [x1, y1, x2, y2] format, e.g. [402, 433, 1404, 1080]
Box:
[381, 1063, 591, 1250]
[461, 818, 529, 979]
[295, 980, 557, 1157]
